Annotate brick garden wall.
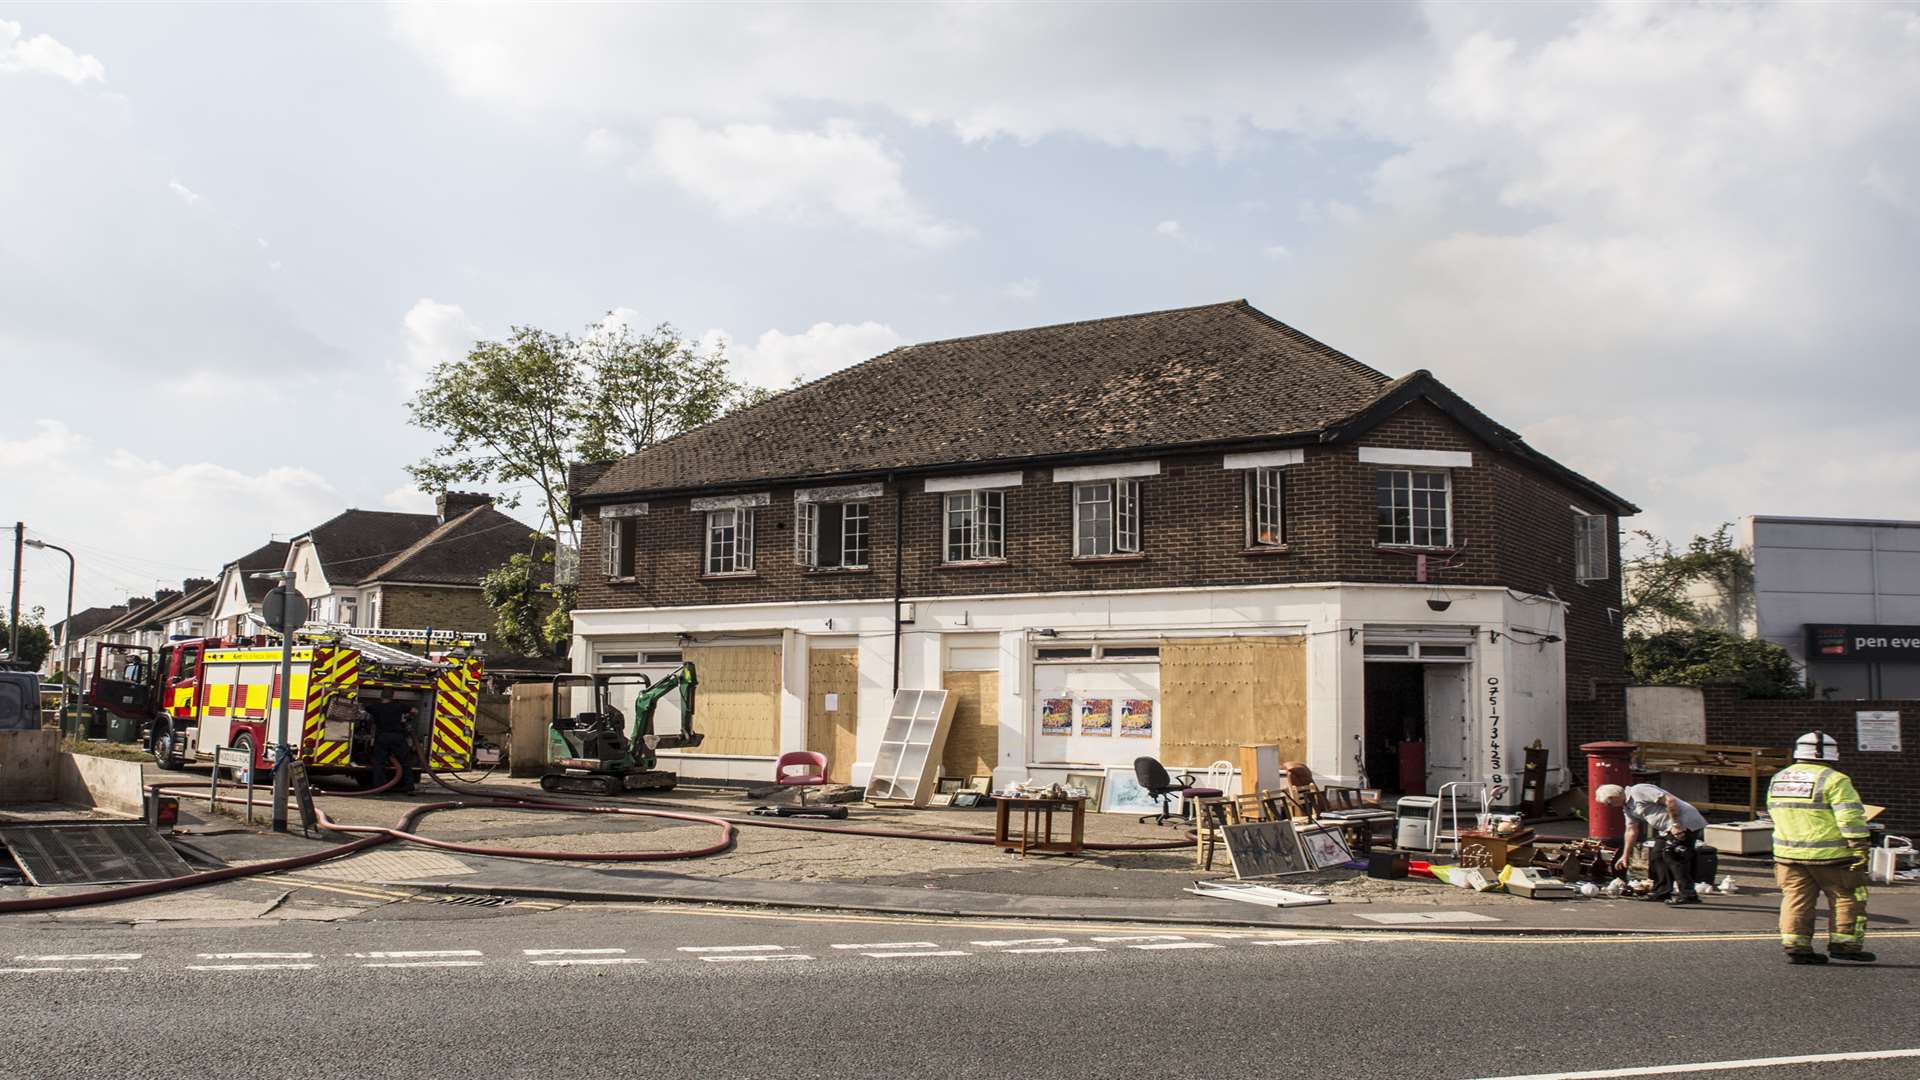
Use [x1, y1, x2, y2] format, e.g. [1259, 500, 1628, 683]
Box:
[377, 584, 526, 663]
[1701, 686, 1919, 834]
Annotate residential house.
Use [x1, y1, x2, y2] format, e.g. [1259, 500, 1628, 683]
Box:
[45, 603, 127, 683]
[208, 541, 291, 638]
[568, 301, 1636, 804]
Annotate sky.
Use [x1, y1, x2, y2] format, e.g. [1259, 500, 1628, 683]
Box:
[4, 2, 1920, 624]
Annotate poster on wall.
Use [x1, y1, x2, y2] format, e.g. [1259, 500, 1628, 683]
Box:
[1119, 698, 1154, 738]
[1078, 698, 1114, 736]
[1039, 698, 1074, 736]
[1856, 710, 1902, 752]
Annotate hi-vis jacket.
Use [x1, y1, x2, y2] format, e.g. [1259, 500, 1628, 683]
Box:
[1766, 762, 1871, 863]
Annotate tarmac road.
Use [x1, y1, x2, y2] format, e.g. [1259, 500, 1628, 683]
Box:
[2, 904, 1916, 1080]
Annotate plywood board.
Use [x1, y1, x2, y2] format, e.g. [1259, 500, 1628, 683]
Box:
[1160, 637, 1306, 770]
[941, 670, 999, 780]
[807, 648, 859, 784]
[683, 645, 781, 757]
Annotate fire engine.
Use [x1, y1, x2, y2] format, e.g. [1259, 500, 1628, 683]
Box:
[86, 626, 485, 779]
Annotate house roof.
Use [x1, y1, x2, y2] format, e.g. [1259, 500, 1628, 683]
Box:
[93, 594, 164, 638]
[135, 581, 217, 630]
[296, 510, 443, 587]
[367, 506, 547, 586]
[228, 540, 292, 604]
[579, 299, 1637, 514]
[54, 605, 127, 642]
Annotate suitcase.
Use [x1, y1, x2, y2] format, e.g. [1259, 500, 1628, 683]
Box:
[1691, 843, 1718, 884]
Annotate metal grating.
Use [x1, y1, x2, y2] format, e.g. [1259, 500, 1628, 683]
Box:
[0, 822, 195, 886]
[431, 894, 515, 908]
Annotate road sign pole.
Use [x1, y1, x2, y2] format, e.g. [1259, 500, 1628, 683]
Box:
[270, 584, 295, 832]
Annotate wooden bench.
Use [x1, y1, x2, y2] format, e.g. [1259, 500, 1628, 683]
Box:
[1632, 741, 1792, 819]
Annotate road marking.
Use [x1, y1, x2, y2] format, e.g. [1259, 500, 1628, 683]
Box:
[1091, 935, 1187, 943]
[1253, 939, 1337, 948]
[1128, 942, 1223, 951]
[0, 966, 131, 974]
[350, 950, 483, 959]
[15, 953, 141, 962]
[185, 964, 318, 972]
[863, 950, 969, 959]
[1003, 946, 1106, 955]
[363, 961, 485, 969]
[677, 944, 785, 953]
[698, 954, 813, 963]
[1358, 911, 1501, 925]
[1467, 1046, 1920, 1079]
[523, 948, 626, 956]
[529, 958, 651, 967]
[198, 952, 315, 960]
[973, 937, 1068, 947]
[830, 941, 939, 950]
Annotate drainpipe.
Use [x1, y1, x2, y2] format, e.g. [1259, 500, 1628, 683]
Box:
[891, 475, 904, 693]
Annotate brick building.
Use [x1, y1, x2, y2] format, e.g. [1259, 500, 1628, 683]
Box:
[569, 301, 1636, 804]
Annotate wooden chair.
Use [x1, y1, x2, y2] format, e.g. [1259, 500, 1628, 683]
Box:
[1195, 797, 1241, 871]
[1233, 793, 1269, 824]
[1257, 789, 1296, 824]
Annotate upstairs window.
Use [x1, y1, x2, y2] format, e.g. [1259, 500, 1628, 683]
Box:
[1073, 479, 1141, 557]
[1376, 469, 1450, 548]
[945, 489, 1005, 563]
[603, 517, 638, 578]
[705, 508, 754, 575]
[1247, 467, 1286, 547]
[797, 501, 871, 570]
[1574, 510, 1610, 582]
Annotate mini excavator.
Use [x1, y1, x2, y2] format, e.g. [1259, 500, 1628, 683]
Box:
[541, 663, 702, 795]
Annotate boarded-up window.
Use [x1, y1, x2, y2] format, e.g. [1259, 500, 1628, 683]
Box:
[941, 670, 999, 779]
[1158, 637, 1306, 769]
[806, 648, 859, 783]
[682, 644, 781, 756]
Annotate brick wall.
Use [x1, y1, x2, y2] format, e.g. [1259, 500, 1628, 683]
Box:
[1570, 679, 1630, 745]
[577, 399, 1630, 689]
[377, 584, 521, 662]
[1702, 686, 1918, 833]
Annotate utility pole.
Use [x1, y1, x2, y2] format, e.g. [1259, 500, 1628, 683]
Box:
[8, 522, 21, 659]
[255, 571, 306, 833]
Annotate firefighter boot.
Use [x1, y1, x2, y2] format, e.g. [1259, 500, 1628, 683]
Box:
[1785, 951, 1829, 965]
[1828, 948, 1876, 963]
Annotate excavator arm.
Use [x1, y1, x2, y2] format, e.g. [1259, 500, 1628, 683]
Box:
[631, 662, 701, 750]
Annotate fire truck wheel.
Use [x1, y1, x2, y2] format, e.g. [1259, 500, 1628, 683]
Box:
[233, 732, 256, 772]
[152, 721, 185, 770]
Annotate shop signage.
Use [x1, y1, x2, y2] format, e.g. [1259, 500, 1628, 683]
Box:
[1806, 624, 1920, 663]
[1486, 676, 1502, 781]
[1856, 710, 1902, 753]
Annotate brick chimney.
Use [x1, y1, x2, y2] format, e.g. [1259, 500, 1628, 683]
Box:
[152, 589, 181, 607]
[182, 578, 214, 593]
[436, 491, 493, 523]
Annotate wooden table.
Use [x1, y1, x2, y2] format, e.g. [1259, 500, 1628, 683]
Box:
[991, 795, 1087, 856]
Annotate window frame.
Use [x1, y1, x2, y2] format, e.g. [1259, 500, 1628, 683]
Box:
[943, 488, 1006, 564]
[1072, 478, 1141, 558]
[797, 499, 872, 570]
[704, 507, 755, 576]
[1246, 466, 1286, 548]
[1574, 509, 1610, 583]
[603, 516, 638, 579]
[1375, 468, 1452, 549]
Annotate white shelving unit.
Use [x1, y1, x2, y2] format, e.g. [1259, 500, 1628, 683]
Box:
[866, 688, 957, 807]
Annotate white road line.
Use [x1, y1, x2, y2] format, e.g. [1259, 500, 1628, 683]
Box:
[830, 941, 939, 950]
[1003, 946, 1106, 955]
[198, 952, 315, 960]
[1090, 935, 1186, 943]
[973, 937, 1068, 947]
[863, 950, 969, 959]
[0, 966, 130, 974]
[529, 958, 651, 967]
[185, 964, 317, 972]
[1128, 942, 1223, 951]
[677, 944, 785, 953]
[15, 953, 142, 962]
[362, 961, 485, 969]
[350, 950, 483, 959]
[1468, 1046, 1920, 1080]
[524, 948, 626, 956]
[698, 954, 813, 963]
[1252, 939, 1337, 948]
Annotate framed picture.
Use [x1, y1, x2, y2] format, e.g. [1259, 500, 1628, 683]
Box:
[935, 777, 966, 796]
[930, 793, 954, 807]
[1078, 698, 1113, 736]
[1224, 820, 1311, 879]
[1101, 766, 1162, 815]
[952, 792, 982, 808]
[965, 775, 993, 793]
[1064, 771, 1105, 807]
[1295, 824, 1354, 870]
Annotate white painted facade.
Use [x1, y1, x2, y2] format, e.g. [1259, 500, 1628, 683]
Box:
[573, 580, 1570, 807]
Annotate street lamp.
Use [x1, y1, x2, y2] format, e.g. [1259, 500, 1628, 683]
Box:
[23, 539, 74, 713]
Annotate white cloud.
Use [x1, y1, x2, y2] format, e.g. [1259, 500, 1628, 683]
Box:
[1262, 244, 1291, 260]
[0, 419, 88, 469]
[382, 485, 436, 513]
[1004, 277, 1040, 300]
[702, 320, 903, 389]
[1154, 219, 1185, 240]
[647, 118, 967, 248]
[167, 178, 200, 205]
[399, 298, 479, 390]
[0, 19, 104, 85]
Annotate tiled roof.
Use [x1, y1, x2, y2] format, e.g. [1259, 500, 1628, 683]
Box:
[54, 605, 126, 641]
[136, 582, 217, 629]
[300, 510, 442, 587]
[583, 300, 1392, 499]
[368, 506, 548, 586]
[232, 541, 291, 604]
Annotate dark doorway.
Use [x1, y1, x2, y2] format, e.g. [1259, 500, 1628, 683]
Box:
[1364, 663, 1426, 794]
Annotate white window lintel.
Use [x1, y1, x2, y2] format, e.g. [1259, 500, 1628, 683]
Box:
[1053, 460, 1160, 483]
[1358, 447, 1473, 469]
[690, 492, 771, 511]
[1222, 449, 1304, 470]
[924, 471, 1024, 494]
[795, 482, 884, 504]
[598, 502, 649, 519]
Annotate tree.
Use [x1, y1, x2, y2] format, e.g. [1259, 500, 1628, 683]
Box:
[1626, 627, 1805, 699]
[1622, 524, 1805, 698]
[1, 606, 51, 670]
[407, 315, 765, 656]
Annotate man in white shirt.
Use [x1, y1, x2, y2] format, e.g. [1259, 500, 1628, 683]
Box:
[1598, 782, 1710, 906]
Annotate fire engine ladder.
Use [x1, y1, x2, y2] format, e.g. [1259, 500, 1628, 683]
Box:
[255, 626, 445, 670]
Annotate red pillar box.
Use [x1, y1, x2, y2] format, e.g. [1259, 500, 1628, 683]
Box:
[1581, 741, 1637, 842]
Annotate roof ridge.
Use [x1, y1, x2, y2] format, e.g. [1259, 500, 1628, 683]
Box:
[1232, 305, 1394, 385]
[895, 298, 1247, 353]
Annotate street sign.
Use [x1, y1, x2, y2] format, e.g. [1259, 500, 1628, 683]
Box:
[263, 586, 309, 633]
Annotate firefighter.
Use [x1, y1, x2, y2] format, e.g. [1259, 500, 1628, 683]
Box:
[369, 703, 418, 795]
[1767, 731, 1874, 965]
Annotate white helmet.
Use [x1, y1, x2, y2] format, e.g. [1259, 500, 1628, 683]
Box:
[1793, 731, 1839, 762]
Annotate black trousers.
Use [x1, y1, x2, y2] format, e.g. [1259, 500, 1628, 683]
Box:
[1651, 829, 1704, 898]
[370, 733, 417, 792]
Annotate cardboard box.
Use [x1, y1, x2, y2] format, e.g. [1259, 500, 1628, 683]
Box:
[1704, 821, 1773, 856]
